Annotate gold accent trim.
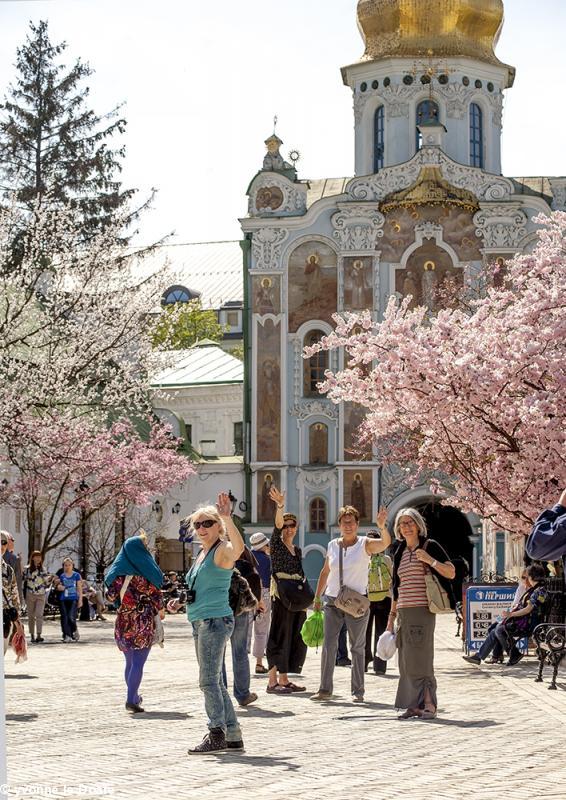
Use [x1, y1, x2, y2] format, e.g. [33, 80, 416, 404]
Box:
[380, 167, 479, 213]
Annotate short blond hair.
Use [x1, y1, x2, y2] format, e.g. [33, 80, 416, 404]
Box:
[337, 505, 360, 523]
[393, 508, 428, 541]
[184, 505, 227, 539]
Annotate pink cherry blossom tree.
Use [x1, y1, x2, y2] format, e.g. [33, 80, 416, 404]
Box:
[0, 413, 193, 557]
[305, 212, 566, 535]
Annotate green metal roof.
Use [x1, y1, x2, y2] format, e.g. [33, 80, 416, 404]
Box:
[151, 342, 243, 388]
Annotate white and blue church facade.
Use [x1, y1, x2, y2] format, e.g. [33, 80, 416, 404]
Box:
[240, 0, 566, 582]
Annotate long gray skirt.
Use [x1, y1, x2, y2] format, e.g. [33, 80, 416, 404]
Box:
[395, 605, 438, 710]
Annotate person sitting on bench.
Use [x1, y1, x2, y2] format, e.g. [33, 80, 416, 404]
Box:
[463, 564, 548, 666]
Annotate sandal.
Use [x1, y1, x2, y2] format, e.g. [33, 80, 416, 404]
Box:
[255, 665, 268, 674]
[419, 709, 437, 720]
[398, 707, 420, 719]
[281, 682, 306, 692]
[266, 684, 292, 694]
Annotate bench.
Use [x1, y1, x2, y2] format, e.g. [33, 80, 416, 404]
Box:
[533, 576, 566, 690]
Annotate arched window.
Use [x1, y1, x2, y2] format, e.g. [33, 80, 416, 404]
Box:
[303, 330, 328, 398]
[469, 103, 484, 168]
[415, 99, 440, 151]
[309, 423, 328, 465]
[309, 497, 327, 532]
[162, 285, 199, 305]
[373, 105, 385, 172]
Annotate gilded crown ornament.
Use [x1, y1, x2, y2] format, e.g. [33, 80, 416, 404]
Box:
[357, 0, 506, 67]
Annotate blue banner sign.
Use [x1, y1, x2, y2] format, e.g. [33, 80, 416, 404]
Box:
[465, 584, 527, 654]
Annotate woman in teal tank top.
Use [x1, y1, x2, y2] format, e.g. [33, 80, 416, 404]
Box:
[173, 492, 245, 755]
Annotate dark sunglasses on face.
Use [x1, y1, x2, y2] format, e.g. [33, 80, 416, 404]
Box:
[282, 522, 296, 529]
[193, 519, 216, 530]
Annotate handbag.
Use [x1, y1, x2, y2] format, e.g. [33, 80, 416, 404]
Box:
[229, 569, 258, 616]
[334, 542, 370, 618]
[422, 542, 452, 615]
[275, 574, 314, 612]
[120, 575, 165, 647]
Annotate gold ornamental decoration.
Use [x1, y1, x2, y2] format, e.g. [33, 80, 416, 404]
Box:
[357, 0, 507, 67]
[380, 167, 479, 213]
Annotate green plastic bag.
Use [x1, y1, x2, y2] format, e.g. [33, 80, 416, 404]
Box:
[301, 610, 324, 648]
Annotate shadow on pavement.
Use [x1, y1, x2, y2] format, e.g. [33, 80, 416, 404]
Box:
[324, 700, 390, 710]
[334, 713, 499, 728]
[136, 711, 190, 720]
[238, 707, 295, 718]
[423, 718, 500, 728]
[208, 754, 300, 770]
[5, 674, 38, 680]
[6, 713, 38, 722]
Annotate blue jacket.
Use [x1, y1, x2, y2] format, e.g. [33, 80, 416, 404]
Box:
[526, 504, 566, 568]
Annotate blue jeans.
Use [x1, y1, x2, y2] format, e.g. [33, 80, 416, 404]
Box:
[191, 616, 242, 741]
[60, 599, 78, 638]
[478, 622, 518, 660]
[222, 612, 251, 703]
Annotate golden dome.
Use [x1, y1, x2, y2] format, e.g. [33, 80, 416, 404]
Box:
[357, 0, 506, 66]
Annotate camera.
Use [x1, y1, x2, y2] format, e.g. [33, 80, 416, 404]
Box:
[185, 589, 195, 604]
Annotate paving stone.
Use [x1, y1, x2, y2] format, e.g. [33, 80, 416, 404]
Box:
[4, 614, 566, 799]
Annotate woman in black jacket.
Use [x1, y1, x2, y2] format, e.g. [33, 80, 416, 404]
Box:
[386, 508, 455, 720]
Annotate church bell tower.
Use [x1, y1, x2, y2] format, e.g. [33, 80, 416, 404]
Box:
[342, 0, 515, 176]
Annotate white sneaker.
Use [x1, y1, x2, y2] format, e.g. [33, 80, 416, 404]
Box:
[72, 629, 80, 641]
[64, 636, 73, 643]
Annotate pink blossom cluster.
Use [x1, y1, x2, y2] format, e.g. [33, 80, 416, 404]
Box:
[0, 412, 193, 554]
[305, 212, 566, 534]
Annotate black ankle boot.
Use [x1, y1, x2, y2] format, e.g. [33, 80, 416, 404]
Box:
[125, 701, 145, 713]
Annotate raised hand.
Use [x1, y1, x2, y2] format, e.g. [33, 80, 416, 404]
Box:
[376, 506, 388, 530]
[216, 492, 232, 517]
[269, 485, 284, 507]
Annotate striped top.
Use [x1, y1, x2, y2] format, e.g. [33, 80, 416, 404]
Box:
[396, 548, 428, 609]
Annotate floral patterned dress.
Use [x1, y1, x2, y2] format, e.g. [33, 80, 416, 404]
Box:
[107, 575, 163, 652]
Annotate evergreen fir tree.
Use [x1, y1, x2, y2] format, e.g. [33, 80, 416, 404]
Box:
[0, 20, 138, 239]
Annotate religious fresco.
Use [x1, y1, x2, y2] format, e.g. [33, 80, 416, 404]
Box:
[288, 241, 337, 332]
[486, 254, 509, 288]
[395, 242, 462, 312]
[256, 186, 284, 211]
[256, 470, 281, 523]
[252, 275, 281, 315]
[309, 422, 329, 465]
[343, 469, 373, 523]
[343, 256, 374, 311]
[379, 206, 481, 264]
[343, 402, 372, 462]
[256, 319, 281, 461]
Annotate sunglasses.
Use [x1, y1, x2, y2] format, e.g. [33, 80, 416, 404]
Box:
[193, 519, 217, 530]
[282, 522, 297, 529]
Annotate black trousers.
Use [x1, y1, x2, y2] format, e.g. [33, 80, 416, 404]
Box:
[266, 597, 307, 674]
[365, 597, 391, 673]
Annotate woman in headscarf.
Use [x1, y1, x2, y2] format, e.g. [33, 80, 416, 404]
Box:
[105, 531, 164, 713]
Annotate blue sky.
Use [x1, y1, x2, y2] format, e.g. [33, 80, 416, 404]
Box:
[0, 0, 564, 245]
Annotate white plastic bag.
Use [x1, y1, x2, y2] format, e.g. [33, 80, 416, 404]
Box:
[376, 630, 397, 661]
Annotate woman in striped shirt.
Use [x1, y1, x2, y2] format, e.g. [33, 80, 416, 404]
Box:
[386, 508, 455, 720]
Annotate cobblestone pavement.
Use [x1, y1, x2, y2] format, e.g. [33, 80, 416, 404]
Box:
[4, 613, 566, 799]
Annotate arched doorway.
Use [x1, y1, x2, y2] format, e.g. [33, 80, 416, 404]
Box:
[416, 498, 474, 597]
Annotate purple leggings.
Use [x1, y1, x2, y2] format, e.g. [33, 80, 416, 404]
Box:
[124, 647, 151, 705]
